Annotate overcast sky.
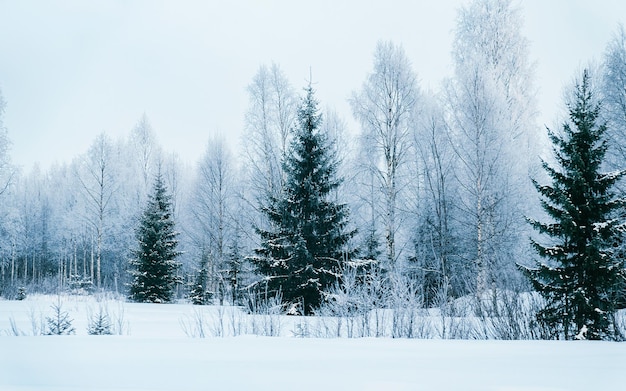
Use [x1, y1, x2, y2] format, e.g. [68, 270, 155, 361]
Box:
[0, 0, 625, 171]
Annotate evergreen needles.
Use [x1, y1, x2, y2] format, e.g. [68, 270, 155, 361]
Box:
[521, 70, 626, 340]
[251, 85, 355, 315]
[129, 173, 182, 303]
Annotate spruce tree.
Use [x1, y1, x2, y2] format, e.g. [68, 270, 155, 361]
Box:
[189, 252, 211, 305]
[129, 173, 182, 303]
[522, 70, 626, 340]
[225, 233, 244, 305]
[45, 300, 75, 336]
[87, 306, 113, 335]
[252, 85, 355, 315]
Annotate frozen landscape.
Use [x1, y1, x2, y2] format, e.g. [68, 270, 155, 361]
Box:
[1, 295, 624, 391]
[2, 1, 626, 390]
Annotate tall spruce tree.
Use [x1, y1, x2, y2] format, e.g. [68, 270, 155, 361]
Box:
[252, 85, 355, 315]
[522, 70, 626, 340]
[129, 172, 182, 303]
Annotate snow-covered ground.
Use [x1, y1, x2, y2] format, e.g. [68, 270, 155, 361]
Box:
[1, 295, 624, 390]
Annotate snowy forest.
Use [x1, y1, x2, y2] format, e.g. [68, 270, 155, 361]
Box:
[1, 0, 626, 342]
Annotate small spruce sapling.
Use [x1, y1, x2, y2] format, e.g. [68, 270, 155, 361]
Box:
[45, 299, 75, 335]
[87, 305, 113, 335]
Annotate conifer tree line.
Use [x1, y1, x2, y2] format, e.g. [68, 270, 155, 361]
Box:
[0, 0, 624, 339]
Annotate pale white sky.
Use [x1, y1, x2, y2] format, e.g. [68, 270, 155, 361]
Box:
[0, 0, 624, 170]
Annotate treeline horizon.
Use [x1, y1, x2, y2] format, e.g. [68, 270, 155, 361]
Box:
[0, 0, 625, 332]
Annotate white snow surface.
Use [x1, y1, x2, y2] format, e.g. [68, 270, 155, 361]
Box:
[1, 295, 624, 391]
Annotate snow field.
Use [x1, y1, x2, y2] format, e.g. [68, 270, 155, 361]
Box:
[0, 295, 625, 390]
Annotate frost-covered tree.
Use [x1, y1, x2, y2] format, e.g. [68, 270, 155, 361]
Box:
[129, 172, 182, 303]
[0, 88, 14, 197]
[445, 0, 537, 295]
[600, 23, 626, 311]
[189, 136, 236, 304]
[347, 129, 383, 266]
[9, 166, 58, 289]
[0, 89, 16, 291]
[75, 133, 118, 288]
[130, 114, 160, 196]
[522, 70, 626, 340]
[351, 41, 419, 271]
[251, 85, 355, 314]
[243, 63, 297, 205]
[408, 97, 461, 304]
[240, 64, 299, 291]
[602, 24, 626, 173]
[44, 163, 77, 290]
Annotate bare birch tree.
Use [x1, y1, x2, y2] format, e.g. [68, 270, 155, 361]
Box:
[190, 136, 236, 303]
[445, 0, 537, 295]
[129, 114, 160, 205]
[242, 63, 297, 206]
[0, 88, 14, 290]
[602, 24, 626, 173]
[351, 41, 419, 270]
[0, 89, 14, 198]
[408, 96, 461, 303]
[75, 133, 117, 289]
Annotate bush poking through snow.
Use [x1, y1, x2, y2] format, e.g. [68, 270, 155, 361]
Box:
[7, 317, 25, 336]
[16, 287, 27, 301]
[248, 293, 283, 337]
[67, 275, 95, 295]
[28, 307, 45, 336]
[180, 307, 208, 338]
